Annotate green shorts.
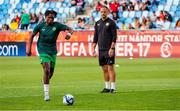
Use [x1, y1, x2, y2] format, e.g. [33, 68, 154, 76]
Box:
[39, 54, 56, 68]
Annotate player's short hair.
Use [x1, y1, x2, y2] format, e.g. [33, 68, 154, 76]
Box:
[45, 10, 57, 17]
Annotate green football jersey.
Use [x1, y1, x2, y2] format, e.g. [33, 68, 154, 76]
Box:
[33, 22, 68, 55]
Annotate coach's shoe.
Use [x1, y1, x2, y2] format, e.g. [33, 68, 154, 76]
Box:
[109, 89, 116, 93]
[100, 88, 110, 93]
[44, 95, 50, 101]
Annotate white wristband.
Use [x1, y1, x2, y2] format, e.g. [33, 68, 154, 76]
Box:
[67, 33, 72, 36]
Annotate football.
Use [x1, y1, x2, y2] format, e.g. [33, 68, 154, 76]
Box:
[62, 94, 74, 105]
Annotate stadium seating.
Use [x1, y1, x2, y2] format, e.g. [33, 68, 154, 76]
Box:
[0, 0, 180, 30]
[112, 0, 180, 29]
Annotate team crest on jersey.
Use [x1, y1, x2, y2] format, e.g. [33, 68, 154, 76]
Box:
[52, 27, 56, 31]
[97, 23, 100, 26]
[42, 28, 45, 31]
[106, 22, 109, 26]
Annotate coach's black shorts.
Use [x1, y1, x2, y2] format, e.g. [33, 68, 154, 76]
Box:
[98, 51, 115, 66]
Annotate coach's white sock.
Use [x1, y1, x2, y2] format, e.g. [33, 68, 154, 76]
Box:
[105, 81, 110, 89]
[44, 84, 49, 98]
[110, 82, 116, 90]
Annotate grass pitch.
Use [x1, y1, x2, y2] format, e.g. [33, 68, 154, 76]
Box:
[0, 57, 180, 110]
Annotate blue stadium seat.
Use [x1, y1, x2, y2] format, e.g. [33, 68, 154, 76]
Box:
[23, 3, 29, 9]
[41, 8, 46, 14]
[177, 5, 180, 11]
[119, 17, 126, 23]
[59, 7, 64, 14]
[169, 11, 175, 16]
[167, 0, 173, 5]
[175, 10, 180, 16]
[56, 2, 62, 8]
[14, 0, 20, 4]
[129, 11, 135, 18]
[66, 3, 71, 7]
[64, 0, 70, 4]
[125, 18, 132, 24]
[12, 8, 17, 13]
[0, 4, 2, 10]
[94, 16, 100, 22]
[29, 8, 35, 13]
[173, 17, 179, 22]
[52, 7, 58, 12]
[86, 0, 93, 5]
[164, 21, 171, 29]
[4, 14, 10, 19]
[170, 5, 177, 11]
[0, 14, 3, 19]
[92, 11, 100, 18]
[1, 3, 6, 9]
[49, 2, 56, 8]
[44, 2, 50, 9]
[158, 5, 164, 11]
[64, 7, 70, 15]
[20, 0, 25, 3]
[57, 13, 62, 19]
[164, 5, 171, 11]
[135, 11, 142, 18]
[6, 18, 11, 25]
[122, 11, 129, 18]
[84, 17, 90, 24]
[173, 0, 180, 6]
[70, 7, 76, 17]
[17, 8, 24, 13]
[2, 9, 8, 15]
[116, 22, 122, 29]
[1, 19, 6, 24]
[6, 4, 11, 9]
[159, 0, 166, 5]
[26, 0, 31, 3]
[62, 3, 67, 7]
[170, 22, 176, 29]
[47, 8, 53, 11]
[62, 13, 67, 19]
[3, 0, 10, 4]
[20, 0, 30, 3]
[142, 11, 149, 17]
[149, 5, 157, 12]
[118, 11, 122, 17]
[16, 3, 22, 9]
[32, 2, 39, 9]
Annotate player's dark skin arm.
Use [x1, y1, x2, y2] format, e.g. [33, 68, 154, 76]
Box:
[26, 33, 37, 56]
[65, 27, 74, 40]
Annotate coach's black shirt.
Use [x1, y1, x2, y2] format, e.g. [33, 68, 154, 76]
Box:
[93, 18, 117, 51]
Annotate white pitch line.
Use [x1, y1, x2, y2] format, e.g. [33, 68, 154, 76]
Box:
[0, 88, 180, 99]
[0, 94, 42, 99]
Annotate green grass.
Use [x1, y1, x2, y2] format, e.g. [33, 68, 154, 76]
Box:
[0, 57, 180, 110]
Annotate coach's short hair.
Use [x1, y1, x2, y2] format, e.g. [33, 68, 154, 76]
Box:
[101, 5, 110, 12]
[45, 10, 57, 17]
